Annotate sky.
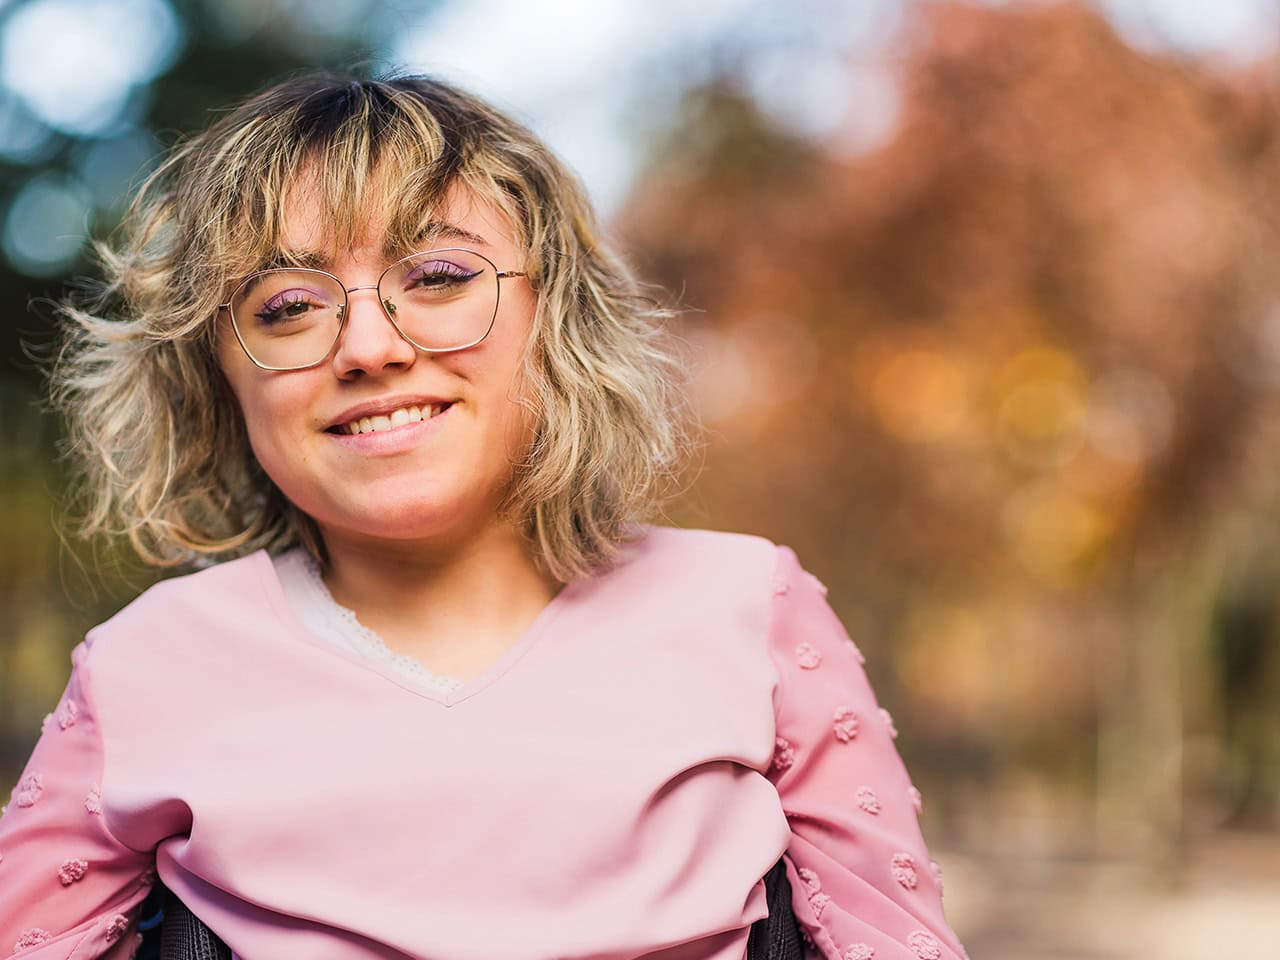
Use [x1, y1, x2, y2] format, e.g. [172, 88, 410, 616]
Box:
[385, 0, 903, 213]
[387, 0, 1280, 213]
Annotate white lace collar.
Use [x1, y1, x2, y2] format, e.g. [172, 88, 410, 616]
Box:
[272, 548, 464, 695]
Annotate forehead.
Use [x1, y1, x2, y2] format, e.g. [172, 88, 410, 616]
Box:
[277, 176, 520, 265]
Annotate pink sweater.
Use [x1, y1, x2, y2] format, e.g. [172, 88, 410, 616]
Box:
[0, 526, 967, 960]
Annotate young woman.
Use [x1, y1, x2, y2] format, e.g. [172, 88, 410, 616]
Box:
[0, 75, 968, 960]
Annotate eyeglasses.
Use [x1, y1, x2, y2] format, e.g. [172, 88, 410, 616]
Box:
[217, 247, 528, 371]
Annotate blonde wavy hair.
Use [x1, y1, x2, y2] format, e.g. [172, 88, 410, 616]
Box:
[51, 73, 693, 582]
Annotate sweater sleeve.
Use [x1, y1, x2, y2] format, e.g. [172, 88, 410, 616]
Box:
[765, 545, 968, 960]
[0, 637, 155, 959]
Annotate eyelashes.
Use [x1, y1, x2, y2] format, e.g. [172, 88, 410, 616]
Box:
[254, 289, 333, 325]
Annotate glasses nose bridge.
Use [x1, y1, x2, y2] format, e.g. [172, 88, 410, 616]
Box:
[340, 281, 394, 321]
[333, 280, 408, 361]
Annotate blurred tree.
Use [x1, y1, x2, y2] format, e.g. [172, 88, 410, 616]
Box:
[620, 0, 1280, 856]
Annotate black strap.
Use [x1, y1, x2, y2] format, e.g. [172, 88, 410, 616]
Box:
[747, 856, 804, 960]
[156, 886, 232, 960]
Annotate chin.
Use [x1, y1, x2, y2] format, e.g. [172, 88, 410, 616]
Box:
[321, 491, 505, 544]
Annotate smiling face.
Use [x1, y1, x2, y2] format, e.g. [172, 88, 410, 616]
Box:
[216, 181, 539, 555]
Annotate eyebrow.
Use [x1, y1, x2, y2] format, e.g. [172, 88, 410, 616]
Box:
[262, 220, 492, 272]
[409, 220, 491, 252]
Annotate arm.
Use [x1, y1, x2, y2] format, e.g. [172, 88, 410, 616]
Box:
[0, 638, 155, 959]
[766, 546, 967, 960]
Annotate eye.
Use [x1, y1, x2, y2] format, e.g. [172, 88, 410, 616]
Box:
[404, 260, 482, 291]
[254, 288, 329, 326]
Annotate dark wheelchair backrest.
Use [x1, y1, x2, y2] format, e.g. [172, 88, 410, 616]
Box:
[138, 856, 800, 960]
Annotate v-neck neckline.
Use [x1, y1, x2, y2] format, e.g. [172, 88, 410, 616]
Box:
[275, 548, 466, 697]
[253, 549, 580, 708]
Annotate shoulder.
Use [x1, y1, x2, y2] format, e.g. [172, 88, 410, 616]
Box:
[64, 552, 282, 747]
[85, 550, 277, 652]
[609, 524, 795, 600]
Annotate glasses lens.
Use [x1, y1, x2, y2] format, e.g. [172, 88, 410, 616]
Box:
[379, 249, 498, 351]
[230, 269, 344, 369]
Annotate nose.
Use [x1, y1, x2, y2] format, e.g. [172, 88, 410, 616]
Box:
[329, 284, 418, 379]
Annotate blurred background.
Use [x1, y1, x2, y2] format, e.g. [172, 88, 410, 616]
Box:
[2, 0, 1279, 956]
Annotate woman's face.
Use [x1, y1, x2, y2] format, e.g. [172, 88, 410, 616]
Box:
[216, 183, 539, 552]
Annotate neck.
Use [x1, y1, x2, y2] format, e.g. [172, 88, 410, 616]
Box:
[315, 519, 562, 659]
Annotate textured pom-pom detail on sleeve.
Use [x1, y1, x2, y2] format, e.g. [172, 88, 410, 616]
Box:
[767, 543, 969, 959]
[809, 891, 831, 918]
[907, 930, 943, 959]
[796, 642, 822, 669]
[769, 737, 795, 776]
[798, 866, 821, 893]
[891, 852, 919, 890]
[908, 785, 923, 814]
[833, 707, 859, 742]
[879, 708, 898, 739]
[14, 928, 51, 950]
[14, 773, 43, 808]
[797, 864, 832, 917]
[84, 783, 103, 815]
[0, 635, 163, 958]
[105, 914, 129, 943]
[854, 786, 881, 814]
[58, 858, 89, 885]
[804, 572, 829, 597]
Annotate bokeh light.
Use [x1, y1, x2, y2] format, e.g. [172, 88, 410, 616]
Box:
[1002, 479, 1107, 585]
[1084, 367, 1175, 465]
[0, 90, 55, 164]
[2, 172, 91, 276]
[0, 0, 182, 136]
[72, 130, 160, 211]
[1099, 0, 1280, 63]
[689, 311, 817, 432]
[870, 345, 973, 443]
[995, 348, 1089, 470]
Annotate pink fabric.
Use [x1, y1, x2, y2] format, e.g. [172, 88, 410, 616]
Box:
[0, 526, 967, 960]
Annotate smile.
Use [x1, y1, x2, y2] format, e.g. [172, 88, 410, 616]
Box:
[337, 402, 453, 435]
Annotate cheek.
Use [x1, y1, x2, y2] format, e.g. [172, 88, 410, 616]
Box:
[227, 378, 312, 476]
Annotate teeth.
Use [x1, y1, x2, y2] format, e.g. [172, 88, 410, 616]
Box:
[342, 403, 446, 435]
